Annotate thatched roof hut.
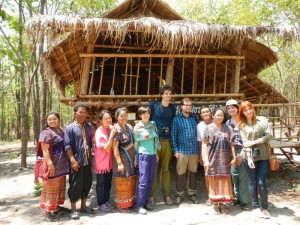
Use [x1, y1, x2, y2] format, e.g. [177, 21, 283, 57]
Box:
[26, 0, 297, 116]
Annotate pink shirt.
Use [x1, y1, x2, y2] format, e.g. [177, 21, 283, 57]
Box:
[93, 125, 113, 174]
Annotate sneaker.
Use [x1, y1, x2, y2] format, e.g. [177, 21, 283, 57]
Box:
[189, 195, 199, 204]
[174, 195, 182, 205]
[254, 208, 263, 218]
[144, 204, 154, 211]
[164, 196, 174, 206]
[240, 204, 249, 210]
[134, 207, 147, 215]
[99, 203, 111, 212]
[262, 209, 270, 219]
[220, 204, 229, 214]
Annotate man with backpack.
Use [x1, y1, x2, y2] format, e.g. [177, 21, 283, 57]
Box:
[148, 85, 175, 206]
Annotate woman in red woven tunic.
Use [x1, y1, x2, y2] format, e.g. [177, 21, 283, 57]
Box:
[203, 108, 236, 214]
[38, 112, 70, 222]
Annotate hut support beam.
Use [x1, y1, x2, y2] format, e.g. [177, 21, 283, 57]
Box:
[166, 58, 174, 85]
[79, 33, 97, 95]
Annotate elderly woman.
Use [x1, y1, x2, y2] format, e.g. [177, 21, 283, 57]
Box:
[237, 101, 272, 219]
[112, 107, 137, 212]
[37, 112, 70, 222]
[93, 110, 116, 212]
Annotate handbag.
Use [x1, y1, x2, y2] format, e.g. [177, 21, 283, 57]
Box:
[268, 142, 280, 171]
[34, 128, 53, 183]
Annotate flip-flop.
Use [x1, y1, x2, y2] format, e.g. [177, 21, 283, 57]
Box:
[80, 206, 95, 214]
[44, 214, 59, 222]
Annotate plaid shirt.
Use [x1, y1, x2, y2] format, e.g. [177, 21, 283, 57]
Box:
[226, 119, 243, 152]
[171, 113, 198, 155]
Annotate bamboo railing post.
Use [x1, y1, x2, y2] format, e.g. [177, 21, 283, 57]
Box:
[123, 57, 129, 95]
[135, 57, 140, 95]
[147, 57, 152, 95]
[181, 58, 185, 94]
[202, 59, 207, 94]
[192, 58, 198, 94]
[98, 57, 105, 95]
[160, 58, 163, 87]
[224, 60, 228, 93]
[213, 59, 217, 94]
[88, 57, 96, 95]
[112, 57, 117, 91]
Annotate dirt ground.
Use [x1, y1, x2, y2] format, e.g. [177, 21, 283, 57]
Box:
[0, 142, 299, 225]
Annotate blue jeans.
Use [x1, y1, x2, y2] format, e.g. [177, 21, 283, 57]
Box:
[246, 159, 269, 209]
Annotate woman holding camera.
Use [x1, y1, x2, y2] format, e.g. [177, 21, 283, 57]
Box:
[237, 101, 272, 219]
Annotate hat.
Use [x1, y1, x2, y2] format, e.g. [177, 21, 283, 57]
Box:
[226, 99, 238, 108]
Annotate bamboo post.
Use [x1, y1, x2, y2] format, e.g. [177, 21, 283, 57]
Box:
[181, 59, 185, 94]
[88, 57, 96, 95]
[147, 57, 152, 95]
[160, 58, 163, 87]
[165, 58, 174, 86]
[192, 58, 198, 94]
[233, 41, 242, 93]
[123, 57, 129, 95]
[98, 57, 105, 95]
[135, 57, 140, 95]
[112, 57, 117, 90]
[203, 59, 207, 94]
[213, 58, 217, 94]
[79, 33, 97, 95]
[224, 60, 228, 93]
[129, 57, 133, 95]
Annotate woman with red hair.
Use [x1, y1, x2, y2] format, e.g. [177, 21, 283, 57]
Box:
[237, 101, 272, 219]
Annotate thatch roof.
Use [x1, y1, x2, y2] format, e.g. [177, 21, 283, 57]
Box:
[25, 0, 298, 105]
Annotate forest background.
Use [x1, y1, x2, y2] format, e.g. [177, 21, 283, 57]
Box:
[0, 0, 299, 168]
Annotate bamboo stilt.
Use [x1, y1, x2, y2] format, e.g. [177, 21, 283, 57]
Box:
[88, 57, 96, 95]
[123, 57, 129, 95]
[147, 57, 152, 95]
[181, 59, 185, 94]
[98, 57, 105, 95]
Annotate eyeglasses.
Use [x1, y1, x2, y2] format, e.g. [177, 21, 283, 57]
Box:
[182, 104, 192, 107]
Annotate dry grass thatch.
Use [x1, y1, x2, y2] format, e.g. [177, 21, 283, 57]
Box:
[26, 15, 298, 54]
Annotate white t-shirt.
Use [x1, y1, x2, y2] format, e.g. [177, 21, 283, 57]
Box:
[196, 121, 212, 158]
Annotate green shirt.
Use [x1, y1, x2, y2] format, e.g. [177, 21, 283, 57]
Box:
[239, 116, 272, 161]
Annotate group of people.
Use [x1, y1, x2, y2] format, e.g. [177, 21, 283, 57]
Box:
[36, 85, 272, 222]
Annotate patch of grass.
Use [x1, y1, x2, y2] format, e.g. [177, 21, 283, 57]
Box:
[7, 153, 18, 159]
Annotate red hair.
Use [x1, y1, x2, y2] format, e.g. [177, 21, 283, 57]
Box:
[237, 101, 256, 127]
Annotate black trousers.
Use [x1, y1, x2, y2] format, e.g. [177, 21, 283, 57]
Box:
[96, 170, 113, 206]
[68, 164, 93, 202]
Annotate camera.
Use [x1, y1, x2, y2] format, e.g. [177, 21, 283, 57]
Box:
[162, 127, 170, 136]
[252, 147, 260, 158]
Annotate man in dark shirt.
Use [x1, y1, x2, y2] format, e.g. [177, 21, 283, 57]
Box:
[64, 103, 94, 219]
[148, 85, 175, 206]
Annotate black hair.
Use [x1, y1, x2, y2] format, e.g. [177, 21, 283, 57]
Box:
[200, 106, 212, 114]
[44, 111, 60, 129]
[115, 107, 128, 118]
[99, 110, 111, 120]
[213, 108, 225, 116]
[74, 102, 87, 112]
[159, 85, 173, 95]
[137, 106, 151, 118]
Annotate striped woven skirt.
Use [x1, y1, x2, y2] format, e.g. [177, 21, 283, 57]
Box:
[114, 175, 136, 208]
[40, 176, 66, 212]
[207, 174, 233, 204]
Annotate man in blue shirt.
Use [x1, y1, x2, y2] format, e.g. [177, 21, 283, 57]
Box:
[171, 98, 199, 205]
[148, 85, 175, 206]
[64, 103, 94, 219]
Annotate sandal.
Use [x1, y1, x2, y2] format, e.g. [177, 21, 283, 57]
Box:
[70, 210, 80, 220]
[44, 213, 58, 222]
[80, 206, 95, 214]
